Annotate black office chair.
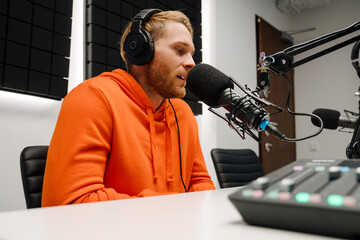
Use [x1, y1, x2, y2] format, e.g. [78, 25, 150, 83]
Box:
[20, 145, 48, 209]
[211, 148, 265, 188]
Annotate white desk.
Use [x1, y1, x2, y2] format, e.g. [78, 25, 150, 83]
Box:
[0, 187, 339, 240]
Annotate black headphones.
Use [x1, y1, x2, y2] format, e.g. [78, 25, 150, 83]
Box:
[351, 40, 360, 78]
[123, 9, 162, 66]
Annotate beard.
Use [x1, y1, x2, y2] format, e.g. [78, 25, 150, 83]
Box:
[145, 58, 186, 99]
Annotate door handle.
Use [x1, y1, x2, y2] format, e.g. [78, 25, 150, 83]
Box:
[265, 142, 273, 152]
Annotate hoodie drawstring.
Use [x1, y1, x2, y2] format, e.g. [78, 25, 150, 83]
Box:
[165, 112, 174, 183]
[146, 108, 159, 182]
[147, 106, 175, 184]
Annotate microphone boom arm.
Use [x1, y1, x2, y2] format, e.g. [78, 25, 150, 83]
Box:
[262, 21, 360, 74]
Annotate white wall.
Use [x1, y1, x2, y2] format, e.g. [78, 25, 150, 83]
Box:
[198, 0, 293, 187]
[290, 0, 360, 159]
[0, 0, 359, 212]
[213, 0, 291, 150]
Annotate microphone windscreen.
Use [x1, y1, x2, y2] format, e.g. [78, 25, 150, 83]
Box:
[187, 63, 233, 107]
[312, 108, 340, 129]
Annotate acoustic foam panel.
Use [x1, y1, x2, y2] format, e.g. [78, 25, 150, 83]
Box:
[0, 0, 73, 100]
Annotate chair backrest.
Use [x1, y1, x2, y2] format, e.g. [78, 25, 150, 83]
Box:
[20, 146, 48, 209]
[211, 148, 265, 188]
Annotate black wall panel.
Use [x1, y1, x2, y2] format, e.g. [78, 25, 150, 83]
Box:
[0, 0, 73, 100]
[86, 0, 202, 115]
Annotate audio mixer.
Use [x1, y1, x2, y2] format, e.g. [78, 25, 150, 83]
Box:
[229, 159, 360, 239]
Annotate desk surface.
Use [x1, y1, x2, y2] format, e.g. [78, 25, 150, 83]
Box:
[0, 187, 340, 240]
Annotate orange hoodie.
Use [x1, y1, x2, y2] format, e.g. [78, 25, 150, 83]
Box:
[42, 69, 215, 206]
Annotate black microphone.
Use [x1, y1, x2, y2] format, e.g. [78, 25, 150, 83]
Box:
[187, 63, 285, 140]
[311, 108, 358, 129]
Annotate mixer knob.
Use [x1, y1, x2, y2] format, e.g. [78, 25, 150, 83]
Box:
[356, 167, 360, 182]
[279, 178, 295, 192]
[252, 177, 270, 190]
[328, 166, 341, 180]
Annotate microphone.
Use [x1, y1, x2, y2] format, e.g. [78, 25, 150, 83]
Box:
[311, 108, 358, 130]
[187, 63, 285, 140]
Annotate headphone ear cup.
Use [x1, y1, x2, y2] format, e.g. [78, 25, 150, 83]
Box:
[351, 41, 360, 78]
[123, 8, 161, 66]
[355, 64, 360, 78]
[124, 28, 155, 66]
[351, 41, 360, 61]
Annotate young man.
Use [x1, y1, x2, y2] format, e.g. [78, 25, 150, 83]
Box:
[42, 9, 215, 206]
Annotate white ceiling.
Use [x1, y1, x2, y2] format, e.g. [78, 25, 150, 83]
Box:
[276, 0, 330, 13]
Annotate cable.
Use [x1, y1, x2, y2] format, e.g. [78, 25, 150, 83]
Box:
[168, 99, 187, 192]
[279, 73, 324, 142]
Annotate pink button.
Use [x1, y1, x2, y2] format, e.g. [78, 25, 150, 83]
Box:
[293, 166, 304, 171]
[252, 190, 264, 198]
[344, 196, 357, 207]
[309, 194, 322, 203]
[279, 192, 291, 201]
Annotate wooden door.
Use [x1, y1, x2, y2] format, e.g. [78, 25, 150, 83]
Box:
[256, 16, 297, 173]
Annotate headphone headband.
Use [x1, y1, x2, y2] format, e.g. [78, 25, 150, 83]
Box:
[133, 8, 162, 21]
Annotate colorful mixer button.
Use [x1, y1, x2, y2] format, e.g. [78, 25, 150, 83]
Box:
[252, 190, 264, 198]
[315, 166, 326, 172]
[267, 191, 279, 200]
[309, 194, 322, 203]
[343, 196, 357, 207]
[327, 194, 344, 207]
[279, 192, 292, 201]
[293, 165, 304, 171]
[241, 189, 253, 197]
[295, 192, 311, 203]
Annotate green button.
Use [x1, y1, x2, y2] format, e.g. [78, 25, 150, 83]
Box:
[327, 194, 344, 207]
[315, 166, 326, 172]
[267, 191, 279, 200]
[242, 189, 253, 197]
[295, 192, 310, 203]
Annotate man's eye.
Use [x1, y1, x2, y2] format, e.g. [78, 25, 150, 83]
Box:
[176, 48, 184, 54]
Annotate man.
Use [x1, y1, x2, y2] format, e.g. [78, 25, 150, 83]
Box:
[42, 9, 215, 207]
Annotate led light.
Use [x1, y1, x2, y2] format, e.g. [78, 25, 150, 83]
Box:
[295, 192, 310, 203]
[293, 166, 303, 171]
[315, 166, 326, 172]
[279, 192, 292, 201]
[344, 196, 356, 207]
[309, 194, 322, 203]
[327, 195, 344, 207]
[252, 190, 264, 198]
[242, 189, 253, 197]
[267, 191, 279, 200]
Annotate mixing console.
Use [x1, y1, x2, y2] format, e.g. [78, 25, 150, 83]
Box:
[229, 159, 360, 239]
